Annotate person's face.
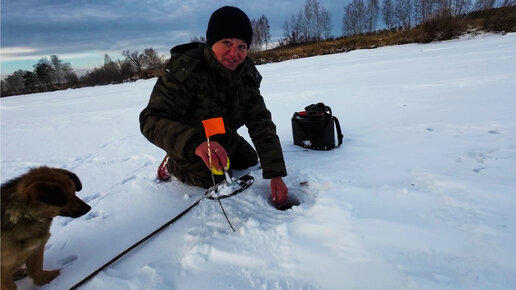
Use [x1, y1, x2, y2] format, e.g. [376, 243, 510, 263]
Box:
[211, 38, 247, 71]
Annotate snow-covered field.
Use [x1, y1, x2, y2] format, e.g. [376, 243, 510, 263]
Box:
[2, 33, 515, 290]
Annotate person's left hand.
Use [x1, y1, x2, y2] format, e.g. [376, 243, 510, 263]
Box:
[194, 141, 228, 172]
[270, 177, 288, 207]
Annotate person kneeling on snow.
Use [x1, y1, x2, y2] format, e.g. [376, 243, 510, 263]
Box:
[139, 6, 288, 207]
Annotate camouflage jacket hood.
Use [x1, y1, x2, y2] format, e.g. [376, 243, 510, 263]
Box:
[140, 42, 287, 179]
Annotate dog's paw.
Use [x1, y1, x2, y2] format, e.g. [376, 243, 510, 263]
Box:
[32, 269, 60, 286]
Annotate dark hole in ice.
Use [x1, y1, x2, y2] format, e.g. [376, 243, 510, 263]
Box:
[273, 194, 301, 211]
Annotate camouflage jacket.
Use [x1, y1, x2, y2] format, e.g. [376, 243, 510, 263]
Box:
[139, 43, 287, 179]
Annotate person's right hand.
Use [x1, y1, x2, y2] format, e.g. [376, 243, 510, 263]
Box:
[195, 141, 228, 172]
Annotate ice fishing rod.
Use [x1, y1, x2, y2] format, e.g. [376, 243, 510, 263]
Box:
[69, 195, 202, 289]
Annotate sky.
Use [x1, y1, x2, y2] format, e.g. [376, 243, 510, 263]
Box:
[0, 0, 346, 77]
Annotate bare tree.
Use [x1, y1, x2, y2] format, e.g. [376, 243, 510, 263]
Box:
[395, 0, 413, 28]
[118, 59, 135, 80]
[318, 7, 333, 39]
[250, 19, 262, 51]
[366, 0, 380, 32]
[104, 54, 120, 73]
[343, 0, 378, 34]
[191, 36, 206, 43]
[23, 71, 40, 93]
[47, 55, 78, 87]
[412, 0, 470, 24]
[142, 48, 164, 70]
[3, 70, 27, 95]
[1, 80, 10, 97]
[449, 0, 472, 16]
[103, 53, 122, 82]
[34, 58, 56, 90]
[343, 0, 368, 35]
[473, 0, 495, 10]
[283, 0, 332, 44]
[250, 15, 272, 51]
[304, 0, 319, 40]
[62, 62, 78, 86]
[305, 0, 332, 41]
[383, 0, 398, 29]
[283, 13, 304, 44]
[297, 9, 311, 42]
[122, 50, 145, 74]
[413, 0, 437, 23]
[260, 15, 272, 48]
[50, 55, 64, 86]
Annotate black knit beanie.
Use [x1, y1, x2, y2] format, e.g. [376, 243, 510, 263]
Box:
[206, 6, 253, 48]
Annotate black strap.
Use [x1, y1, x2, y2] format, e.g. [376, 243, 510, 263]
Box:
[70, 197, 203, 289]
[333, 116, 343, 147]
[324, 106, 332, 118]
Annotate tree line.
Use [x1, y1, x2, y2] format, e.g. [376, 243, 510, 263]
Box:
[2, 56, 79, 97]
[1, 48, 166, 97]
[2, 0, 513, 97]
[343, 0, 514, 35]
[283, 0, 514, 43]
[80, 48, 166, 87]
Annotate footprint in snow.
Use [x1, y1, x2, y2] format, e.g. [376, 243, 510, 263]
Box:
[83, 193, 101, 203]
[120, 175, 137, 184]
[84, 210, 101, 220]
[58, 210, 101, 227]
[58, 255, 78, 266]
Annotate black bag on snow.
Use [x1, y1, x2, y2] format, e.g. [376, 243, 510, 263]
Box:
[291, 103, 343, 150]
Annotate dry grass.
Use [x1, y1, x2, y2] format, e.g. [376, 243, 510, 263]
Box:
[249, 6, 516, 65]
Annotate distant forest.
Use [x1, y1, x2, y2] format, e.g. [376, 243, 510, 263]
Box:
[2, 0, 515, 97]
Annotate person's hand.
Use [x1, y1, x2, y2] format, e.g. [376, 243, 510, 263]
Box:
[270, 177, 288, 207]
[195, 141, 228, 171]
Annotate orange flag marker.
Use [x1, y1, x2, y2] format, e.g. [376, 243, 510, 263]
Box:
[202, 117, 225, 138]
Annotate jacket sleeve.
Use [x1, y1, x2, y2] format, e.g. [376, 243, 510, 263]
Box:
[139, 67, 205, 161]
[244, 75, 287, 179]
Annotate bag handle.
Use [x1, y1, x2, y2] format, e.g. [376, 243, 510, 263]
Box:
[333, 116, 343, 147]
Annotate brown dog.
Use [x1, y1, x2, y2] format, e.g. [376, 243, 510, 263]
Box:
[1, 166, 91, 290]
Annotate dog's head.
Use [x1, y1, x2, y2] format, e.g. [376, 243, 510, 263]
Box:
[18, 167, 91, 218]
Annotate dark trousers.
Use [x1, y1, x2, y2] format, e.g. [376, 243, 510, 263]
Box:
[168, 134, 258, 188]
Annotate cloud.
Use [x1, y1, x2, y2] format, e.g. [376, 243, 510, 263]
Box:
[2, 0, 207, 52]
[1, 47, 42, 61]
[1, 0, 344, 75]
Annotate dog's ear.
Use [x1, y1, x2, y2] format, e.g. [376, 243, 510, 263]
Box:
[66, 172, 82, 192]
[28, 183, 68, 207]
[53, 169, 82, 191]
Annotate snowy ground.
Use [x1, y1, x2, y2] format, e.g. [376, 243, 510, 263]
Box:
[1, 33, 515, 290]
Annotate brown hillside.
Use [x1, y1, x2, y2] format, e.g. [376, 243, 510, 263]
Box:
[249, 6, 516, 65]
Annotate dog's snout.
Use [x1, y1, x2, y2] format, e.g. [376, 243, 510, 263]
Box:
[80, 204, 92, 215]
[67, 204, 91, 218]
[73, 203, 91, 217]
[59, 197, 91, 218]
